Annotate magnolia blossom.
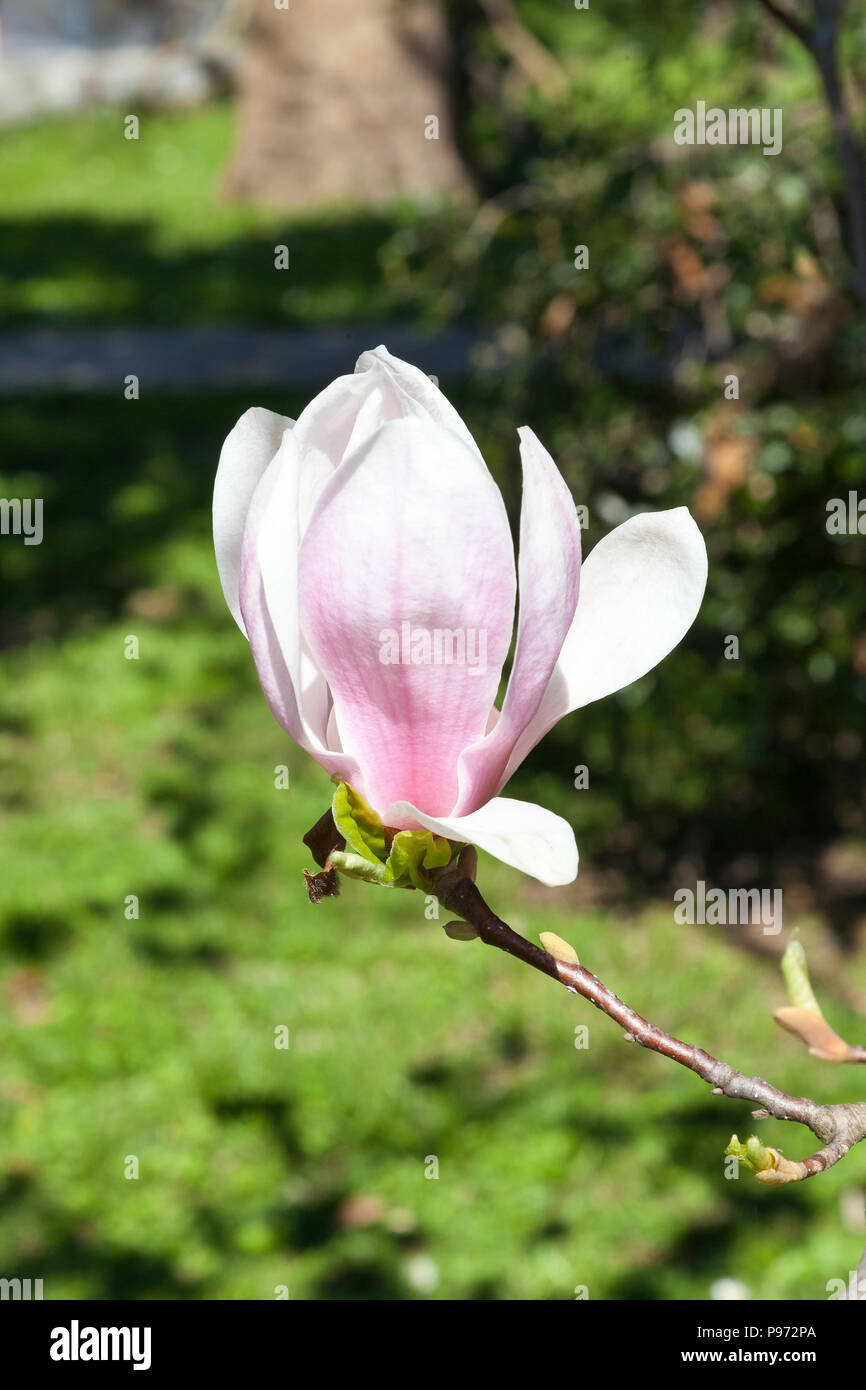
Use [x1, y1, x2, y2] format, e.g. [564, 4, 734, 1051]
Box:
[214, 346, 707, 887]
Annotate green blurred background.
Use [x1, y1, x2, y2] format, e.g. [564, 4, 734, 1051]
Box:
[1, 0, 866, 1300]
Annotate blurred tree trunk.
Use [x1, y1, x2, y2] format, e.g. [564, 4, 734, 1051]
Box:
[222, 0, 469, 206]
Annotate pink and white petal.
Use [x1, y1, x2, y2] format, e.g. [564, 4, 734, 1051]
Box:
[290, 371, 377, 532]
[240, 432, 355, 773]
[240, 558, 361, 786]
[353, 346, 485, 463]
[454, 426, 581, 814]
[501, 507, 708, 783]
[297, 414, 517, 818]
[213, 406, 294, 632]
[385, 796, 579, 887]
[287, 345, 485, 533]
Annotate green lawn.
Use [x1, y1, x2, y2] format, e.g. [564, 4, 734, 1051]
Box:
[0, 105, 436, 328]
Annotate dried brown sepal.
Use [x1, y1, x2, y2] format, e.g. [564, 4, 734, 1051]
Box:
[304, 864, 341, 904]
[303, 808, 346, 868]
[753, 1148, 807, 1186]
[773, 1005, 852, 1062]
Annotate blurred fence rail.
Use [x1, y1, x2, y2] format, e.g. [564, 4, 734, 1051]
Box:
[0, 324, 483, 392]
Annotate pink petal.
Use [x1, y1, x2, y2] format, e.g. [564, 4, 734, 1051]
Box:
[453, 427, 581, 813]
[353, 346, 487, 463]
[288, 345, 486, 534]
[297, 414, 516, 817]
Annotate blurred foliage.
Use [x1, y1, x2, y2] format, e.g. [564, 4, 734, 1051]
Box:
[2, 1, 866, 1300]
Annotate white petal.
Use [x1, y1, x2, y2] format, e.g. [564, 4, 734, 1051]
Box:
[239, 435, 361, 782]
[245, 429, 334, 753]
[502, 507, 708, 782]
[354, 345, 485, 464]
[214, 406, 294, 632]
[385, 795, 579, 887]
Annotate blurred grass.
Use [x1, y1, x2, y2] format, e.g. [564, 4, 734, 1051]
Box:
[0, 105, 433, 327]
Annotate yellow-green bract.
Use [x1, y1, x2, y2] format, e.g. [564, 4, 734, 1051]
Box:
[330, 782, 452, 890]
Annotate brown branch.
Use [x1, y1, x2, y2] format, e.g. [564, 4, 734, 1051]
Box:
[809, 17, 866, 301]
[755, 0, 812, 46]
[437, 875, 866, 1184]
[756, 0, 866, 301]
[476, 0, 568, 92]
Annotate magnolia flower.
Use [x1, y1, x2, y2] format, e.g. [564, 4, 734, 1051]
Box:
[214, 346, 707, 888]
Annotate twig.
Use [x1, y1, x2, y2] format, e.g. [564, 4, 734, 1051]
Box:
[809, 15, 866, 301]
[437, 875, 866, 1184]
[476, 0, 568, 91]
[755, 0, 811, 45]
[756, 0, 866, 301]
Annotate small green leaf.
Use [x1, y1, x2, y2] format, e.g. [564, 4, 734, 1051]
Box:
[725, 1133, 777, 1173]
[780, 938, 824, 1018]
[385, 829, 452, 890]
[329, 850, 389, 885]
[443, 921, 479, 941]
[331, 783, 388, 865]
[422, 834, 452, 872]
[329, 784, 455, 891]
